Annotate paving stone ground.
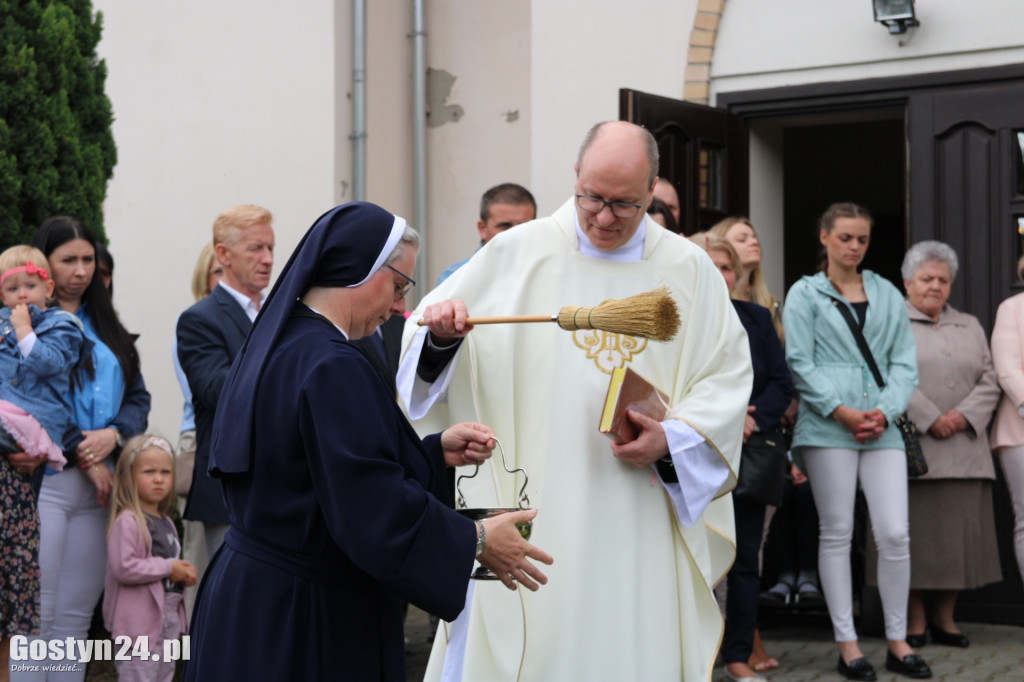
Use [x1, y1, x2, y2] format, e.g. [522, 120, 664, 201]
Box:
[402, 606, 1024, 682]
[76, 604, 1021, 680]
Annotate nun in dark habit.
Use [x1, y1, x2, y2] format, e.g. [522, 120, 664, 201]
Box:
[184, 202, 552, 681]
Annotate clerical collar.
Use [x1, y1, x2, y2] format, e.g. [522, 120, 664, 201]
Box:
[573, 207, 647, 262]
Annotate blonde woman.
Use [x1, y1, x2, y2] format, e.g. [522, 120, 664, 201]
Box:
[704, 236, 794, 682]
[711, 217, 794, 675]
[189, 242, 223, 301]
[172, 243, 223, 619]
[174, 243, 223, 449]
[711, 217, 784, 342]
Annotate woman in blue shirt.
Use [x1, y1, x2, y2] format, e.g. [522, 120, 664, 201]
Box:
[783, 203, 928, 681]
[704, 236, 794, 682]
[11, 217, 150, 682]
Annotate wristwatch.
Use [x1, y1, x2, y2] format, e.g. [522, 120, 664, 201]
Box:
[474, 520, 486, 557]
[110, 426, 126, 448]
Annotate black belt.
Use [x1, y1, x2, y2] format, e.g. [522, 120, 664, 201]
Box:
[224, 526, 377, 590]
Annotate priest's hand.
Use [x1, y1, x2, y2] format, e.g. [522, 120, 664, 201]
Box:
[441, 422, 496, 467]
[478, 509, 553, 592]
[422, 299, 475, 342]
[610, 409, 669, 468]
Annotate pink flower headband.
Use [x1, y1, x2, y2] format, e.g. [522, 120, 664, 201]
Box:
[126, 436, 175, 465]
[1, 262, 49, 286]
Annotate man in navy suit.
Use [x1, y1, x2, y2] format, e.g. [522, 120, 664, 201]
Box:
[177, 205, 275, 568]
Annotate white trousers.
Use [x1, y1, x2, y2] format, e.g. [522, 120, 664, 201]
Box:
[12, 468, 110, 682]
[998, 445, 1024, 583]
[802, 447, 910, 642]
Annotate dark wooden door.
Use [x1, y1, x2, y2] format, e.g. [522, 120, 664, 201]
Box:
[909, 79, 1024, 332]
[908, 78, 1024, 624]
[620, 88, 749, 234]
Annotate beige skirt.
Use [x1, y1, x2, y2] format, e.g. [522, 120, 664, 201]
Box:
[865, 479, 1002, 590]
[907, 479, 1003, 590]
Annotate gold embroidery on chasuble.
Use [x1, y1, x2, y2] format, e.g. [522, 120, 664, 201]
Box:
[572, 329, 647, 374]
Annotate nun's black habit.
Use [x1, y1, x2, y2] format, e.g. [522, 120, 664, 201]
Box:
[184, 202, 476, 681]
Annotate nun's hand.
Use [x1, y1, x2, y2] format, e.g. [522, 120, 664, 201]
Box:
[441, 422, 496, 468]
[422, 299, 474, 341]
[478, 509, 553, 592]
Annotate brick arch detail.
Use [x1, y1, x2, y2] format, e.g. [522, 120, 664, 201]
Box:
[684, 0, 725, 104]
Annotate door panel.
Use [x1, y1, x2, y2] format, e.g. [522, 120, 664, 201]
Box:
[620, 88, 749, 234]
[908, 78, 1024, 626]
[933, 123, 999, 323]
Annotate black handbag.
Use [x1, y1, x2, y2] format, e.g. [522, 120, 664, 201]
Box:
[828, 296, 928, 477]
[734, 426, 789, 507]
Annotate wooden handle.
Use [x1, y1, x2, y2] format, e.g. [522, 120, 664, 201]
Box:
[417, 314, 554, 326]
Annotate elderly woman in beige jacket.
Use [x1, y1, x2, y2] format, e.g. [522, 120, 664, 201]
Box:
[989, 256, 1024, 590]
[901, 241, 1002, 649]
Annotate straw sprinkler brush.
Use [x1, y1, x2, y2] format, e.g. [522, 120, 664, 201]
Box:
[417, 286, 680, 342]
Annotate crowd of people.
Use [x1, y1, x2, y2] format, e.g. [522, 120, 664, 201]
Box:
[0, 120, 1022, 682]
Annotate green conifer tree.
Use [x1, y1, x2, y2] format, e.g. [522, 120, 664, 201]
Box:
[0, 0, 117, 247]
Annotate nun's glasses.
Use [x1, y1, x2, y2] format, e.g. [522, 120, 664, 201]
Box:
[386, 264, 416, 301]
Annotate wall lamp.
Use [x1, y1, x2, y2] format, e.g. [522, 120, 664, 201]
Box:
[873, 0, 919, 34]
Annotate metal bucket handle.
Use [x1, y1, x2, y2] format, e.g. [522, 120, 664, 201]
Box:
[455, 438, 530, 510]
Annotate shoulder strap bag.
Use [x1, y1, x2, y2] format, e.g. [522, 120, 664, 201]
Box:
[827, 296, 928, 477]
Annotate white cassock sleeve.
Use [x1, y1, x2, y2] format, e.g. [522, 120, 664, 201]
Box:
[660, 420, 730, 526]
[397, 326, 463, 420]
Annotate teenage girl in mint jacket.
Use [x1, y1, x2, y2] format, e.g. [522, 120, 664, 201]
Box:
[783, 203, 928, 681]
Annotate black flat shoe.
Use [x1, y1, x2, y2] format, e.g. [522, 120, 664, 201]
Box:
[905, 632, 927, 648]
[928, 624, 970, 648]
[885, 650, 932, 679]
[837, 654, 877, 681]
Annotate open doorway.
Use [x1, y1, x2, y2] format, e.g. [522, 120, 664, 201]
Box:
[628, 64, 1024, 628]
[778, 111, 907, 293]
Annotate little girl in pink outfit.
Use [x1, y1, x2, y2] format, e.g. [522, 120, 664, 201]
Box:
[104, 435, 198, 682]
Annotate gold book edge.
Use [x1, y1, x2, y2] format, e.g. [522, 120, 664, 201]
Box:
[599, 366, 628, 434]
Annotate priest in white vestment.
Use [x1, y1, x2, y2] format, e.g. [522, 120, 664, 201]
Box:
[399, 121, 753, 681]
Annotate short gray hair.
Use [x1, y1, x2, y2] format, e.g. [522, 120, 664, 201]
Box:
[384, 224, 420, 267]
[901, 240, 958, 281]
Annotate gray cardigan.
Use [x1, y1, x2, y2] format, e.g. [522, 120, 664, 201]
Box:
[905, 301, 1001, 480]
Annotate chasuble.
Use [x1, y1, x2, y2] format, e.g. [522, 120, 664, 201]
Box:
[401, 199, 752, 681]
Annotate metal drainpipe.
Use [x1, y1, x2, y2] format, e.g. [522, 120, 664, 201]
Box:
[412, 0, 427, 290]
[351, 0, 367, 201]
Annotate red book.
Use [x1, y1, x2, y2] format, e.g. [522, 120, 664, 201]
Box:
[598, 366, 670, 443]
